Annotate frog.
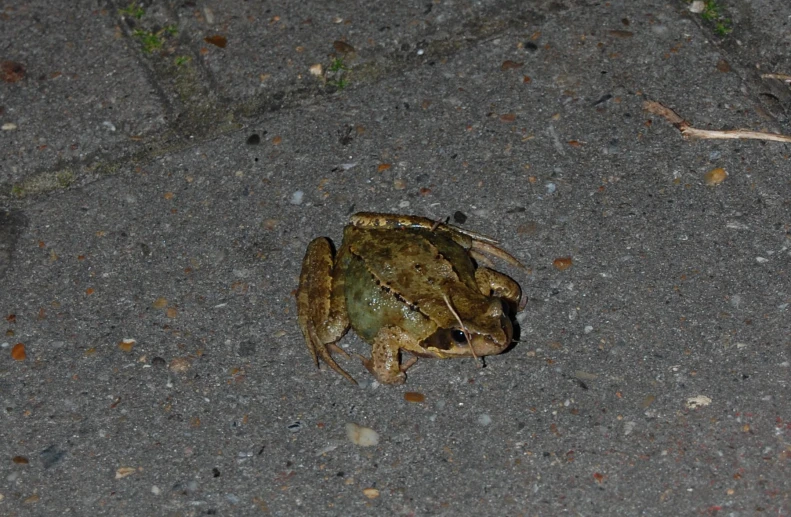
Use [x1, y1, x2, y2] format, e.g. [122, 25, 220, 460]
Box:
[296, 212, 525, 385]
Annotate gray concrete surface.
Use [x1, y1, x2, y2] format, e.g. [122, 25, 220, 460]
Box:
[1, 0, 790, 515]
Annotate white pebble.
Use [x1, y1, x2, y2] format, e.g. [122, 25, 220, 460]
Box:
[477, 414, 492, 426]
[756, 257, 768, 264]
[289, 190, 304, 205]
[686, 395, 712, 409]
[346, 423, 379, 446]
[584, 325, 593, 334]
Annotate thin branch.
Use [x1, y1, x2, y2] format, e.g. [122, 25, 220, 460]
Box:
[442, 293, 480, 366]
[643, 100, 791, 143]
[760, 73, 791, 83]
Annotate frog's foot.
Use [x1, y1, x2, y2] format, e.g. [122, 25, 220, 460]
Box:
[470, 240, 525, 270]
[475, 267, 525, 312]
[357, 353, 418, 385]
[305, 325, 358, 385]
[356, 326, 417, 384]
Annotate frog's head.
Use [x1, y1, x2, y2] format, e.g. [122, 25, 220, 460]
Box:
[419, 297, 514, 358]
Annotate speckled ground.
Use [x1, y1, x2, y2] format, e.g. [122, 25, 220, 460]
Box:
[1, 0, 789, 515]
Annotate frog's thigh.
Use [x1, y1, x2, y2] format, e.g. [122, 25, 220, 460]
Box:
[361, 326, 416, 385]
[349, 212, 439, 231]
[297, 238, 355, 383]
[475, 267, 522, 306]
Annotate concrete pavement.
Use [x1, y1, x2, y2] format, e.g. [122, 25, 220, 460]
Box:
[1, 1, 790, 515]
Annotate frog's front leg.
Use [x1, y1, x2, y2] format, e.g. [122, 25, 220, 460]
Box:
[475, 267, 525, 311]
[296, 237, 358, 384]
[358, 326, 418, 385]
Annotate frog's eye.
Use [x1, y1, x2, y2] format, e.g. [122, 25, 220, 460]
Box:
[450, 329, 467, 344]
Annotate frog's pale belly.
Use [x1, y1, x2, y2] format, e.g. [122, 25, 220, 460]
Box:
[344, 252, 433, 344]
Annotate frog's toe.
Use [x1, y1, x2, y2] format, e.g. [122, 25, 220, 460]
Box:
[312, 341, 357, 385]
[401, 356, 418, 372]
[357, 353, 407, 385]
[327, 343, 351, 359]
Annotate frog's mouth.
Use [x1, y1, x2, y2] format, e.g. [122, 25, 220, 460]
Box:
[419, 315, 513, 358]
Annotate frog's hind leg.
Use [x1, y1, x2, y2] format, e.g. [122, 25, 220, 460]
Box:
[474, 267, 525, 312]
[469, 240, 525, 270]
[349, 212, 525, 269]
[348, 212, 442, 232]
[297, 237, 357, 384]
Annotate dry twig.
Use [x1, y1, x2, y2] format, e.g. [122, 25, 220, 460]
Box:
[760, 73, 791, 83]
[442, 293, 479, 366]
[643, 100, 791, 143]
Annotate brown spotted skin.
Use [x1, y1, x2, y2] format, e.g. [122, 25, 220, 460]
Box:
[296, 213, 524, 384]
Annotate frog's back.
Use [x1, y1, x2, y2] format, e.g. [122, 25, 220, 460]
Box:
[341, 226, 485, 341]
[348, 227, 478, 295]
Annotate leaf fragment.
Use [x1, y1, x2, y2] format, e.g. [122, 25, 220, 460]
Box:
[204, 34, 227, 48]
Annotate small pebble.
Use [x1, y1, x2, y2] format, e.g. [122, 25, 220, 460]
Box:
[289, 190, 304, 205]
[169, 357, 191, 373]
[346, 423, 379, 446]
[584, 325, 593, 334]
[574, 370, 598, 381]
[478, 414, 492, 426]
[704, 167, 727, 186]
[404, 392, 425, 403]
[287, 421, 303, 433]
[115, 467, 136, 479]
[686, 395, 712, 409]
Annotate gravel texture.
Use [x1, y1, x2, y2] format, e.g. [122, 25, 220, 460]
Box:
[1, 0, 790, 515]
